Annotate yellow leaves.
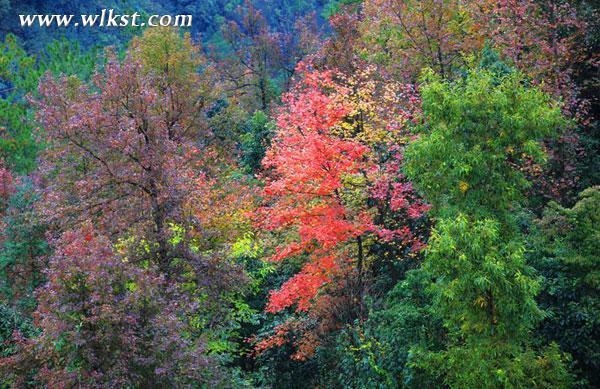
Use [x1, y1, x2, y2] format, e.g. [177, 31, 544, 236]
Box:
[167, 222, 185, 246]
[474, 296, 487, 308]
[114, 234, 146, 256]
[125, 280, 138, 292]
[231, 234, 263, 259]
[330, 65, 416, 147]
[64, 75, 83, 100]
[459, 180, 469, 193]
[338, 120, 356, 133]
[130, 27, 201, 83]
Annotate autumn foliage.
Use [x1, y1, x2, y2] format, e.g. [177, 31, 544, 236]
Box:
[0, 0, 598, 387]
[253, 63, 429, 359]
[1, 224, 215, 387]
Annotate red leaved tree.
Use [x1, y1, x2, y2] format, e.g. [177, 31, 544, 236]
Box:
[254, 63, 428, 359]
[258, 66, 370, 314]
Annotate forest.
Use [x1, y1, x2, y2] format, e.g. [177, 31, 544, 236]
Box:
[0, 0, 598, 387]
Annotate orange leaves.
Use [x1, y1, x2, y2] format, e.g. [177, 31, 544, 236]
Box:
[253, 322, 290, 355]
[257, 65, 372, 315]
[265, 255, 339, 313]
[263, 203, 370, 261]
[273, 63, 350, 134]
[259, 63, 372, 264]
[262, 132, 366, 199]
[252, 317, 322, 361]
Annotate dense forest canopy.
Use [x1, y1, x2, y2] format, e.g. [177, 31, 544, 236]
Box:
[0, 0, 598, 387]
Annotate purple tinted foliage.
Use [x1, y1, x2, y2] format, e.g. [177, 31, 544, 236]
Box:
[34, 49, 213, 275]
[1, 223, 220, 387]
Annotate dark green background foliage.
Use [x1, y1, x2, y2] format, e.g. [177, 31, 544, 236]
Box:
[530, 187, 600, 387]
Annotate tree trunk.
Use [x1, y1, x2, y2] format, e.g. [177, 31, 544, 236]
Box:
[149, 178, 169, 276]
[357, 235, 365, 318]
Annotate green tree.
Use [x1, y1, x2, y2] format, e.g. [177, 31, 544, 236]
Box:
[405, 69, 564, 225]
[240, 110, 274, 173]
[404, 67, 573, 387]
[416, 216, 573, 387]
[0, 181, 48, 313]
[321, 269, 444, 388]
[425, 217, 540, 342]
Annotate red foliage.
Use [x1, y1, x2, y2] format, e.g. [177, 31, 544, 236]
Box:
[478, 0, 589, 117]
[257, 65, 372, 316]
[266, 255, 339, 313]
[35, 46, 216, 275]
[370, 147, 430, 249]
[254, 64, 429, 359]
[475, 0, 591, 205]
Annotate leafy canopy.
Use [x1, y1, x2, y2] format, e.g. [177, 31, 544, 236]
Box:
[405, 69, 565, 223]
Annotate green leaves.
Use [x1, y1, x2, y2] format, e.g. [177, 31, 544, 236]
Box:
[403, 65, 573, 387]
[0, 35, 97, 173]
[0, 181, 48, 309]
[406, 69, 566, 224]
[531, 187, 600, 386]
[425, 215, 542, 340]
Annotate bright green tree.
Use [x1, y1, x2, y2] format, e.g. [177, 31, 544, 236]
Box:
[404, 67, 573, 387]
[417, 216, 572, 387]
[405, 69, 564, 225]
